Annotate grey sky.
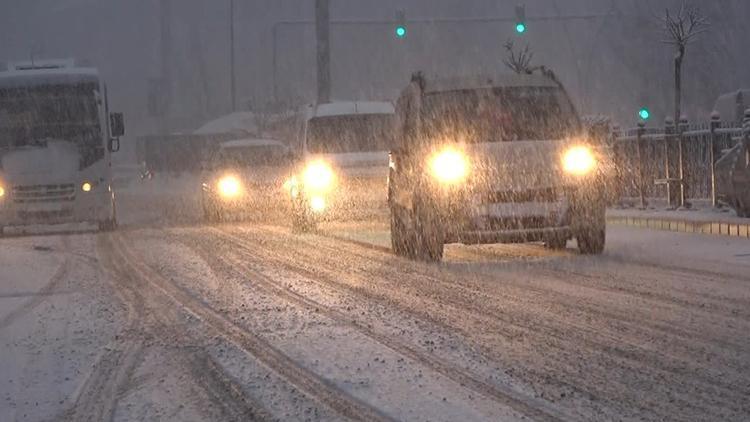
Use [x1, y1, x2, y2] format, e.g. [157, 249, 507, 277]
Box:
[2, 0, 748, 143]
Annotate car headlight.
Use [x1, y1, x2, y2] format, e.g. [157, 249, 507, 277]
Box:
[309, 196, 326, 213]
[303, 160, 335, 192]
[562, 146, 597, 176]
[81, 182, 93, 192]
[0, 185, 5, 198]
[429, 148, 470, 185]
[218, 175, 242, 199]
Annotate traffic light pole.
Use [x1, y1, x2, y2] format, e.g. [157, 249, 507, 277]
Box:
[271, 12, 614, 102]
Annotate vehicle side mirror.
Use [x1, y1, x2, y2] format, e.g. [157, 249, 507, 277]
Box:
[110, 112, 125, 138]
[108, 137, 120, 153]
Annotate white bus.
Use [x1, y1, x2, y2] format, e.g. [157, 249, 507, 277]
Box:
[0, 60, 124, 235]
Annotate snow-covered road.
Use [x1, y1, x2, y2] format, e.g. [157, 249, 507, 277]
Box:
[2, 212, 750, 421]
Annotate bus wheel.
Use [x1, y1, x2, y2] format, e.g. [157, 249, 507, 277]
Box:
[99, 218, 117, 232]
[99, 202, 118, 232]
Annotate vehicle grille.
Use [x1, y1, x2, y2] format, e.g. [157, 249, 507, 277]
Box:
[13, 184, 76, 204]
[480, 187, 560, 204]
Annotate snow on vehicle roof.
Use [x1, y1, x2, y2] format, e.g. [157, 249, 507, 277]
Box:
[310, 101, 395, 119]
[424, 73, 559, 94]
[0, 67, 100, 88]
[219, 138, 287, 149]
[194, 111, 259, 136]
[713, 89, 750, 122]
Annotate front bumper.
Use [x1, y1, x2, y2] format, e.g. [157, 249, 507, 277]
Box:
[0, 186, 113, 227]
[437, 186, 596, 245]
[204, 188, 289, 214]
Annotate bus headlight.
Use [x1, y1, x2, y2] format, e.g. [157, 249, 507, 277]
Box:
[218, 175, 242, 199]
[429, 148, 470, 185]
[562, 146, 597, 176]
[303, 160, 335, 192]
[81, 182, 93, 192]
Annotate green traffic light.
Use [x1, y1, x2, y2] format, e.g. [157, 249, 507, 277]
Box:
[516, 23, 527, 34]
[395, 26, 407, 38]
[639, 108, 651, 120]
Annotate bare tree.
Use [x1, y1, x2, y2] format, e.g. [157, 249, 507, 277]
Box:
[503, 40, 536, 75]
[661, 3, 710, 124]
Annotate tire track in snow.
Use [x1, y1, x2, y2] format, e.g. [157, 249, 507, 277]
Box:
[223, 224, 750, 421]
[111, 232, 395, 422]
[60, 235, 146, 422]
[200, 227, 571, 422]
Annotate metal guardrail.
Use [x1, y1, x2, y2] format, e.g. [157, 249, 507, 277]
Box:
[611, 112, 748, 208]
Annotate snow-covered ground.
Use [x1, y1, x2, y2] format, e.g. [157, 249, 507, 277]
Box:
[2, 184, 750, 421]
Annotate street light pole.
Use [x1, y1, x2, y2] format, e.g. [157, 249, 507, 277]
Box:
[315, 0, 331, 104]
[229, 0, 236, 111]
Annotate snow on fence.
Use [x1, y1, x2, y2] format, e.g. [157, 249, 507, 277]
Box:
[612, 113, 748, 206]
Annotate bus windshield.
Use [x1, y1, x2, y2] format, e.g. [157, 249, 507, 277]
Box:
[0, 82, 103, 166]
[422, 86, 580, 142]
[307, 114, 394, 154]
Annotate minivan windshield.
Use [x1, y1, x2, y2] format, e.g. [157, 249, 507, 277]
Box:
[307, 114, 394, 154]
[422, 86, 579, 142]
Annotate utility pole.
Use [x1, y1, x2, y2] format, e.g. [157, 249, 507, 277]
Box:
[315, 0, 331, 104]
[159, 0, 172, 134]
[229, 0, 237, 111]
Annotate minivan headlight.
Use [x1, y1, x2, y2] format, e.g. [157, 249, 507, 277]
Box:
[218, 175, 242, 198]
[303, 160, 335, 192]
[429, 148, 470, 185]
[562, 146, 597, 176]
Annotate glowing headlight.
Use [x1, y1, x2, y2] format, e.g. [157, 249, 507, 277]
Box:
[429, 148, 470, 185]
[218, 175, 242, 198]
[562, 146, 597, 176]
[81, 182, 93, 192]
[310, 196, 326, 213]
[303, 160, 335, 191]
[0, 186, 5, 198]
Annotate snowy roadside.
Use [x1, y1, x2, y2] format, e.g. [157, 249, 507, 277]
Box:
[0, 234, 125, 422]
[608, 200, 750, 238]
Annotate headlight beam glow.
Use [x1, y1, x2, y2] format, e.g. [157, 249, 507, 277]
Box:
[562, 146, 597, 176]
[218, 175, 242, 199]
[429, 148, 470, 185]
[303, 161, 335, 192]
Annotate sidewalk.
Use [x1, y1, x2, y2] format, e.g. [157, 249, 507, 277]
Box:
[607, 200, 750, 238]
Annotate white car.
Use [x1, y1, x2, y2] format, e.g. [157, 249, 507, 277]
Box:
[287, 101, 395, 231]
[201, 138, 293, 222]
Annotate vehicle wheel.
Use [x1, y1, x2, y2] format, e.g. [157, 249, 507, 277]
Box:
[413, 195, 444, 262]
[576, 204, 606, 255]
[99, 198, 118, 232]
[292, 205, 316, 233]
[203, 200, 222, 223]
[390, 205, 414, 257]
[545, 236, 568, 250]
